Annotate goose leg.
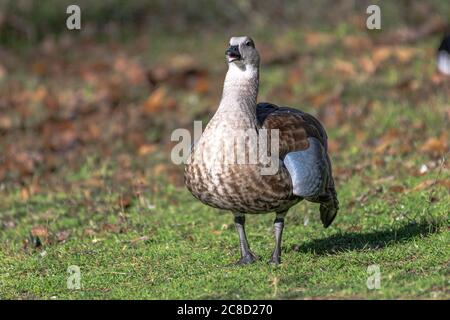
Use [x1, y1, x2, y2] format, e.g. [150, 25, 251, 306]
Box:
[269, 212, 286, 265]
[234, 214, 259, 265]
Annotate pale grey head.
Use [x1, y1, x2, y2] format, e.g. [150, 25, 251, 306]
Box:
[225, 36, 260, 69]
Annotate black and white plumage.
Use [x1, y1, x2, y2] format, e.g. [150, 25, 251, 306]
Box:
[184, 36, 338, 265]
[437, 34, 450, 75]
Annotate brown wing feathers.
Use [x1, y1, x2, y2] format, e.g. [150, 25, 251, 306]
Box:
[257, 103, 339, 228]
[257, 103, 327, 156]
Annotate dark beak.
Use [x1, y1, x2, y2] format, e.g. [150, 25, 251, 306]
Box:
[225, 45, 241, 61]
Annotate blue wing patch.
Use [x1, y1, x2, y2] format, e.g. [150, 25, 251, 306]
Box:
[283, 137, 329, 199]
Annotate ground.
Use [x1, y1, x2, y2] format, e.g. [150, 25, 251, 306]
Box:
[0, 20, 449, 299]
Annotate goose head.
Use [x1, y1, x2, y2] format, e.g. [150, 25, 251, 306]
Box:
[225, 36, 260, 70]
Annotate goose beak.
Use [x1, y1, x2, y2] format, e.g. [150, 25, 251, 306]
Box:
[226, 45, 241, 62]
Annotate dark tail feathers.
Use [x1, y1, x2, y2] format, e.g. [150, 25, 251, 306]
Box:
[319, 189, 339, 228]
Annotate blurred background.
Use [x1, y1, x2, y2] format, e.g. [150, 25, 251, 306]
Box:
[0, 0, 449, 299]
[0, 0, 448, 187]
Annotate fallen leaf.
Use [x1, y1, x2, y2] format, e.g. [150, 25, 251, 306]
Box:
[56, 230, 70, 242]
[0, 63, 6, 80]
[143, 87, 166, 113]
[332, 59, 356, 76]
[375, 128, 401, 154]
[118, 194, 133, 210]
[420, 135, 448, 156]
[304, 32, 334, 47]
[359, 56, 377, 75]
[31, 225, 49, 238]
[343, 35, 372, 51]
[0, 115, 12, 131]
[372, 46, 392, 65]
[102, 223, 121, 233]
[389, 185, 406, 193]
[408, 179, 450, 192]
[84, 228, 96, 237]
[193, 77, 209, 94]
[138, 144, 157, 156]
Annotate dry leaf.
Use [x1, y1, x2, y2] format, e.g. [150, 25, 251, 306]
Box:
[56, 230, 70, 242]
[31, 226, 49, 238]
[333, 59, 355, 76]
[138, 144, 157, 156]
[304, 32, 334, 47]
[408, 179, 450, 192]
[193, 77, 209, 94]
[420, 136, 448, 156]
[143, 87, 166, 113]
[389, 185, 406, 193]
[0, 115, 13, 130]
[359, 56, 376, 75]
[343, 35, 372, 51]
[84, 228, 96, 237]
[102, 223, 121, 233]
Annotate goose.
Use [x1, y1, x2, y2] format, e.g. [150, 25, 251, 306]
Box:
[184, 36, 338, 265]
[437, 34, 450, 75]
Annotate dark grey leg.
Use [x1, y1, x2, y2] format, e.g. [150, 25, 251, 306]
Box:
[269, 212, 286, 264]
[234, 214, 259, 265]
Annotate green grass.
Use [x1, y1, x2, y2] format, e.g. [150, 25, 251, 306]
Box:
[0, 21, 449, 299]
[0, 163, 448, 299]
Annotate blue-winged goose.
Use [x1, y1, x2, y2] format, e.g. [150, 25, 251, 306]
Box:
[437, 34, 450, 75]
[185, 36, 339, 265]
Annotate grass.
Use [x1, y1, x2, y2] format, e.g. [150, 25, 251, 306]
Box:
[0, 169, 448, 299]
[0, 21, 449, 299]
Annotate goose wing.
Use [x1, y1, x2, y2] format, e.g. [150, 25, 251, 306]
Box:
[257, 102, 338, 227]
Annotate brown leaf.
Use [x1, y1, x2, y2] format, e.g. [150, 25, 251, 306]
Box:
[31, 226, 49, 238]
[304, 32, 334, 47]
[31, 86, 48, 103]
[143, 87, 166, 113]
[118, 194, 133, 210]
[31, 62, 46, 75]
[332, 59, 356, 76]
[375, 128, 401, 154]
[153, 163, 168, 176]
[0, 115, 12, 131]
[102, 223, 121, 233]
[114, 56, 146, 85]
[359, 57, 377, 75]
[389, 185, 406, 193]
[56, 230, 70, 242]
[372, 46, 393, 65]
[20, 187, 30, 201]
[0, 63, 7, 80]
[42, 120, 78, 151]
[343, 35, 372, 52]
[408, 179, 450, 192]
[138, 144, 157, 156]
[394, 47, 416, 63]
[147, 66, 171, 86]
[420, 135, 448, 156]
[84, 228, 96, 237]
[193, 77, 210, 94]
